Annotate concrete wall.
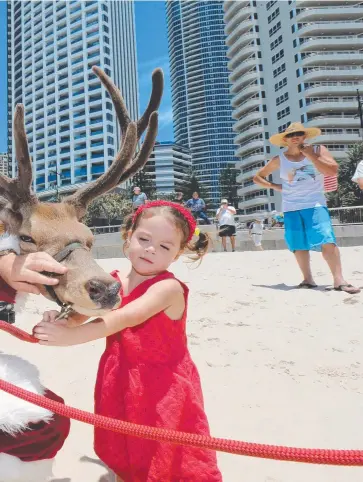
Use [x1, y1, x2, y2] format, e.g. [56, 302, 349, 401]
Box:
[92, 224, 363, 258]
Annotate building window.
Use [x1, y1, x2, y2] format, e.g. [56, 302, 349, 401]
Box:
[276, 92, 289, 106]
[277, 107, 290, 120]
[272, 49, 284, 64]
[270, 35, 283, 51]
[268, 7, 280, 24]
[273, 63, 286, 78]
[266, 0, 277, 10]
[269, 21, 281, 37]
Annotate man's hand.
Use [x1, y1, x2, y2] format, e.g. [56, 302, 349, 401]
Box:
[0, 252, 67, 294]
[299, 144, 315, 159]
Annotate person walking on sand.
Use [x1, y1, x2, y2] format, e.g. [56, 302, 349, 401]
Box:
[216, 199, 236, 252]
[253, 122, 360, 294]
[34, 201, 222, 482]
[249, 218, 264, 251]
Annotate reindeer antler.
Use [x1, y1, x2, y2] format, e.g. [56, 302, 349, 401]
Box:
[0, 104, 37, 208]
[65, 66, 163, 218]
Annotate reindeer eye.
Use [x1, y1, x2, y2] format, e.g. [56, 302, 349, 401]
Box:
[19, 235, 35, 244]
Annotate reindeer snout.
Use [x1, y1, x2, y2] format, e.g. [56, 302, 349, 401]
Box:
[85, 279, 121, 308]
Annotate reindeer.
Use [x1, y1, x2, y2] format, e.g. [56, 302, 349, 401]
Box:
[0, 66, 163, 481]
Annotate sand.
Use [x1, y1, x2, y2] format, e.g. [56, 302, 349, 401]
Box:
[4, 247, 363, 482]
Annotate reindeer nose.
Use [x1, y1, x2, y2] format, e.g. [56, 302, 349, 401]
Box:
[85, 279, 121, 306]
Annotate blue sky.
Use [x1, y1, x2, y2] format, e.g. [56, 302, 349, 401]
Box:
[0, 0, 173, 153]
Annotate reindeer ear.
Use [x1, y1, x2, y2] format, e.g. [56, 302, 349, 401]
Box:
[0, 197, 22, 234]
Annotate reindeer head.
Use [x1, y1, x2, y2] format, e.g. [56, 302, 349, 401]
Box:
[0, 66, 163, 316]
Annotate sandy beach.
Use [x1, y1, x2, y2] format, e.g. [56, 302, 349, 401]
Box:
[4, 247, 363, 482]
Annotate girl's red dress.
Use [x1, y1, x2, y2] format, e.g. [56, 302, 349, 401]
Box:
[94, 270, 222, 482]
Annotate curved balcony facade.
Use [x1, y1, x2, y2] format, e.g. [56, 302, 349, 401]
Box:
[224, 0, 277, 215]
[295, 1, 363, 155]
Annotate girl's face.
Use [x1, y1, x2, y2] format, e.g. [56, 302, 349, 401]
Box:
[128, 215, 183, 275]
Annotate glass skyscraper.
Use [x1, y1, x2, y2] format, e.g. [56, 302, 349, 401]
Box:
[166, 0, 236, 207]
[7, 0, 139, 198]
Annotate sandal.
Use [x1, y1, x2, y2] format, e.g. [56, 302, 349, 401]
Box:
[297, 282, 317, 289]
[334, 284, 360, 294]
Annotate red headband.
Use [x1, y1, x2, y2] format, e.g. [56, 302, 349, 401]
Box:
[132, 200, 197, 242]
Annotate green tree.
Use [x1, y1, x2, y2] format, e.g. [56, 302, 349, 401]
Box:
[84, 192, 132, 226]
[327, 143, 363, 208]
[182, 169, 209, 204]
[219, 166, 240, 209]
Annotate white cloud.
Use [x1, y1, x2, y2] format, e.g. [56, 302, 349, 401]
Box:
[138, 55, 170, 87]
[158, 107, 173, 128]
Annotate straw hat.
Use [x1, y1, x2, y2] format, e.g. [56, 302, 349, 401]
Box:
[269, 122, 321, 147]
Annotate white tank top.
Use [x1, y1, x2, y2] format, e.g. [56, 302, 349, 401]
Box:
[279, 149, 326, 212]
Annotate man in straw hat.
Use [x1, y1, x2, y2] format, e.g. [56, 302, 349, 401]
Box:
[253, 122, 359, 294]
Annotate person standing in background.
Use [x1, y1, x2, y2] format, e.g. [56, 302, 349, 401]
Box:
[249, 219, 264, 251]
[216, 199, 236, 252]
[132, 186, 147, 212]
[174, 191, 184, 204]
[253, 122, 359, 293]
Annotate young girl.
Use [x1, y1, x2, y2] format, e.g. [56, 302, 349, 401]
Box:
[33, 200, 222, 482]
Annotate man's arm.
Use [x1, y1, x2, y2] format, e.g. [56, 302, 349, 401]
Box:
[300, 145, 338, 176]
[253, 157, 282, 191]
[0, 251, 67, 294]
[227, 206, 236, 215]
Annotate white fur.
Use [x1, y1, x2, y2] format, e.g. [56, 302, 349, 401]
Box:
[0, 453, 53, 482]
[0, 234, 20, 254]
[0, 354, 52, 435]
[14, 293, 27, 314]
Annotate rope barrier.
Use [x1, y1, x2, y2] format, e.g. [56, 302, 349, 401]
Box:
[1, 321, 363, 466]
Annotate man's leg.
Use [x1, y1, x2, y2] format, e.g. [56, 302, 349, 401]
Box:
[294, 251, 315, 285]
[284, 210, 315, 286]
[230, 236, 236, 251]
[304, 207, 360, 293]
[221, 237, 227, 251]
[321, 244, 360, 293]
[199, 211, 211, 224]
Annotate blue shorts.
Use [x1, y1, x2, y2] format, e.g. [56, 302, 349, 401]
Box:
[284, 207, 336, 252]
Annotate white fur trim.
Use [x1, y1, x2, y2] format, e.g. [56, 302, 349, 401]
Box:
[0, 354, 53, 435]
[0, 453, 53, 482]
[0, 233, 20, 254]
[14, 293, 27, 314]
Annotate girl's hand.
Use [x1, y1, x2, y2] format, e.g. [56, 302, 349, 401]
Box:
[42, 310, 61, 323]
[33, 319, 76, 346]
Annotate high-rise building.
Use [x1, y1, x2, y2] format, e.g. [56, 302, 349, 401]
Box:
[0, 153, 8, 177]
[166, 0, 236, 208]
[224, 0, 363, 215]
[150, 142, 192, 194]
[7, 0, 139, 198]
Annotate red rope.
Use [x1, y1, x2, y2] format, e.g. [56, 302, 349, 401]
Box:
[1, 322, 363, 466]
[0, 320, 38, 343]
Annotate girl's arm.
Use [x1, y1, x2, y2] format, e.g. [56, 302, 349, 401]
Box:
[253, 156, 282, 191]
[33, 278, 184, 346]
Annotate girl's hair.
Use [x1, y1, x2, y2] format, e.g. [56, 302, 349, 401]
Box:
[121, 205, 211, 262]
